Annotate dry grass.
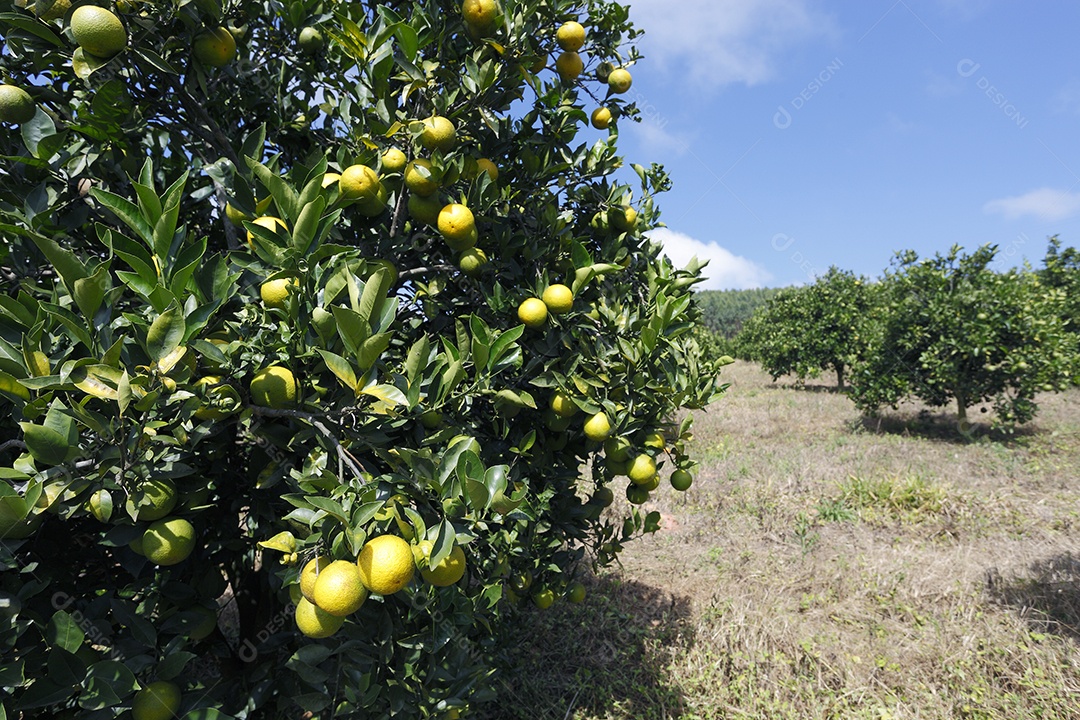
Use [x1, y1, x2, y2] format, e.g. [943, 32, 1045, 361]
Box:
[482, 361, 1080, 719]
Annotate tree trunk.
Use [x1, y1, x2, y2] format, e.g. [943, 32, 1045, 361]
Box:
[836, 364, 845, 390]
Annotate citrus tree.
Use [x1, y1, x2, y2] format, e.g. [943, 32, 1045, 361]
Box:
[850, 245, 1076, 429]
[0, 0, 722, 717]
[1041, 236, 1080, 328]
[737, 267, 873, 388]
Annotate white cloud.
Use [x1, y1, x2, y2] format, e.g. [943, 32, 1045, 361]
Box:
[1052, 80, 1080, 115]
[624, 117, 693, 157]
[983, 188, 1080, 222]
[650, 228, 773, 290]
[626, 0, 835, 88]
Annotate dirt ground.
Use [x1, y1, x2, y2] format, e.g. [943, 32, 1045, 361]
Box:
[489, 361, 1080, 720]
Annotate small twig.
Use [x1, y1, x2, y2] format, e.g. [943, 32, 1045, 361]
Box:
[0, 439, 27, 456]
[398, 264, 455, 281]
[388, 184, 408, 239]
[312, 420, 367, 480]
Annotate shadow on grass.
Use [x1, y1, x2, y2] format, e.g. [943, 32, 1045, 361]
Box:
[987, 553, 1080, 641]
[479, 573, 694, 720]
[772, 382, 846, 394]
[849, 410, 1039, 446]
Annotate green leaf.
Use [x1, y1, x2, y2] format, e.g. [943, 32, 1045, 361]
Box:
[317, 350, 358, 392]
[332, 305, 370, 356]
[22, 230, 88, 293]
[292, 197, 325, 255]
[248, 160, 299, 222]
[131, 180, 163, 227]
[73, 262, 110, 320]
[392, 22, 419, 61]
[117, 371, 132, 415]
[356, 274, 386, 329]
[155, 652, 196, 682]
[70, 365, 123, 401]
[153, 181, 185, 261]
[46, 611, 84, 653]
[488, 325, 524, 370]
[405, 335, 431, 386]
[358, 332, 392, 371]
[18, 108, 56, 158]
[429, 517, 455, 568]
[257, 531, 298, 554]
[306, 496, 349, 524]
[0, 12, 65, 47]
[358, 384, 407, 407]
[19, 422, 75, 465]
[146, 304, 186, 363]
[80, 661, 137, 711]
[90, 188, 155, 246]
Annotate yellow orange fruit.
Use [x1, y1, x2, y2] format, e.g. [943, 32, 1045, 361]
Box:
[437, 203, 478, 251]
[246, 216, 288, 248]
[132, 681, 181, 720]
[517, 298, 548, 328]
[405, 159, 439, 196]
[142, 517, 196, 566]
[556, 21, 585, 52]
[591, 107, 612, 130]
[541, 284, 573, 314]
[71, 5, 127, 58]
[260, 277, 298, 309]
[627, 454, 656, 485]
[357, 535, 415, 595]
[338, 164, 381, 201]
[550, 391, 578, 418]
[312, 560, 368, 616]
[295, 597, 344, 638]
[300, 556, 332, 602]
[607, 68, 632, 94]
[194, 27, 237, 67]
[475, 158, 498, 181]
[249, 366, 296, 408]
[461, 0, 499, 29]
[382, 147, 408, 173]
[583, 412, 611, 441]
[420, 116, 457, 152]
[0, 85, 36, 125]
[415, 541, 467, 586]
[555, 51, 583, 81]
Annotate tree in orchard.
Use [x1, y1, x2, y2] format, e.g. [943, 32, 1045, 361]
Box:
[850, 245, 1076, 431]
[0, 0, 722, 717]
[1041, 236, 1080, 322]
[737, 266, 873, 388]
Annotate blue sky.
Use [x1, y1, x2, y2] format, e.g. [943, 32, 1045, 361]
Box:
[608, 1, 1080, 289]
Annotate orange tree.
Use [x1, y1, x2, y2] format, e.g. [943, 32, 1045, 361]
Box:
[850, 245, 1076, 429]
[0, 0, 722, 717]
[738, 267, 874, 388]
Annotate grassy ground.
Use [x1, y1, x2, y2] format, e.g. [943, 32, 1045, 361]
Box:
[484, 361, 1080, 719]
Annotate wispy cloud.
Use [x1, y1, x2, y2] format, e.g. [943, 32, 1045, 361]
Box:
[1052, 80, 1080, 116]
[624, 118, 693, 157]
[983, 187, 1080, 222]
[627, 0, 836, 88]
[650, 228, 773, 290]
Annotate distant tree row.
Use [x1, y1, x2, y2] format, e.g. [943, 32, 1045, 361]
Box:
[696, 287, 782, 338]
[731, 241, 1079, 428]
